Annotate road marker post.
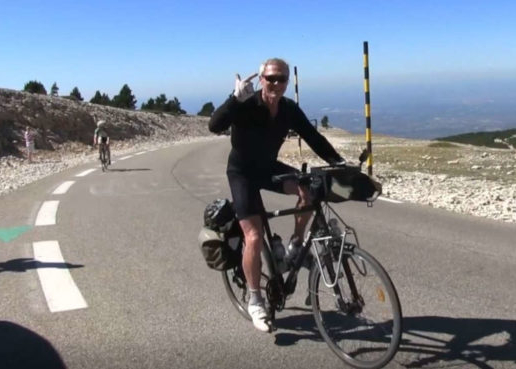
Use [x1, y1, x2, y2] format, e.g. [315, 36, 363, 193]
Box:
[363, 41, 373, 176]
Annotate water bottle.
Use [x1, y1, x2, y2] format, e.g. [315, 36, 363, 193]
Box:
[271, 234, 287, 273]
[285, 235, 301, 267]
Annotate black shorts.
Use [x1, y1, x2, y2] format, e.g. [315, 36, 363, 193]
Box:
[227, 161, 298, 220]
[100, 137, 108, 144]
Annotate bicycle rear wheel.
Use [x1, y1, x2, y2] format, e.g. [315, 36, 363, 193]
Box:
[100, 146, 107, 172]
[310, 247, 402, 369]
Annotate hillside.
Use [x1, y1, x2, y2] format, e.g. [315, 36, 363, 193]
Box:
[435, 129, 516, 150]
[0, 88, 210, 157]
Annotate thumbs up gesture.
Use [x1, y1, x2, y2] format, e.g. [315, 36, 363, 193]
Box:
[233, 73, 258, 102]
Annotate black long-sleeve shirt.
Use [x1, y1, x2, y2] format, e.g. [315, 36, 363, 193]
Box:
[209, 90, 342, 175]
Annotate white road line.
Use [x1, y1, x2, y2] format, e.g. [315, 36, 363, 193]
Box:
[33, 241, 88, 312]
[76, 168, 96, 177]
[133, 151, 145, 156]
[52, 181, 76, 195]
[119, 155, 133, 160]
[378, 196, 403, 204]
[35, 201, 59, 226]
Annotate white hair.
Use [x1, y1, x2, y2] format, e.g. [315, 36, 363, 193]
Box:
[259, 58, 290, 77]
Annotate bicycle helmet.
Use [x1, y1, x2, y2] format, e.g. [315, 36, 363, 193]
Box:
[97, 120, 106, 127]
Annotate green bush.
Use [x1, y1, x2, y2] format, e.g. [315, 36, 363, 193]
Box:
[197, 102, 214, 117]
[24, 81, 47, 95]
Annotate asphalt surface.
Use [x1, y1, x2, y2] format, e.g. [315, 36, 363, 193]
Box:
[1, 138, 515, 369]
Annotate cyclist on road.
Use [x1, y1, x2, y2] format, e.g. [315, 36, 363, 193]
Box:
[93, 120, 111, 165]
[209, 58, 344, 332]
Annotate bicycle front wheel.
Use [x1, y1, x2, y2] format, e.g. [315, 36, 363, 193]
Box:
[310, 247, 402, 369]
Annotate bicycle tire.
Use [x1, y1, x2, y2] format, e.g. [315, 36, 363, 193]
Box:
[222, 266, 269, 321]
[309, 246, 402, 369]
[100, 146, 108, 172]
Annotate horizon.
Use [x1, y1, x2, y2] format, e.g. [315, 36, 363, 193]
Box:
[1, 1, 516, 139]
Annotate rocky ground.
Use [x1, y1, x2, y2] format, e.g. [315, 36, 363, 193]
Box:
[1, 123, 515, 224]
[280, 128, 516, 223]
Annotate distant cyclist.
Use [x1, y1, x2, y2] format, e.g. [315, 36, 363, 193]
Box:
[209, 58, 344, 332]
[93, 120, 111, 165]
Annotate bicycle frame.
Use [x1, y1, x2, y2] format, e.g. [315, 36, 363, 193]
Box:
[259, 198, 363, 314]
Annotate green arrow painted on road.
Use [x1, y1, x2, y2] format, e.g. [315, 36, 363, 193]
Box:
[0, 225, 32, 243]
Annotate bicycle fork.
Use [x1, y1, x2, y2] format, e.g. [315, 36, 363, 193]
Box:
[309, 217, 363, 315]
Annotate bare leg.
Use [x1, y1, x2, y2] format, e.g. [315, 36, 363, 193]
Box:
[239, 215, 263, 291]
[284, 180, 312, 241]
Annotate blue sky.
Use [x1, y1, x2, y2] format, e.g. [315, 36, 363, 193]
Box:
[1, 0, 515, 132]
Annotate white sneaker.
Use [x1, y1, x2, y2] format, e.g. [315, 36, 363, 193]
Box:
[247, 303, 270, 332]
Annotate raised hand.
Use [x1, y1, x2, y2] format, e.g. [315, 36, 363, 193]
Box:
[233, 72, 258, 102]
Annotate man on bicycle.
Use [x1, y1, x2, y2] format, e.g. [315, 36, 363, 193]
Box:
[209, 58, 344, 332]
[93, 120, 111, 165]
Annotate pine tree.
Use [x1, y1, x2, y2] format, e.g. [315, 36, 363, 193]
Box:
[90, 91, 111, 105]
[100, 93, 111, 105]
[197, 102, 215, 117]
[112, 84, 136, 109]
[155, 94, 167, 110]
[50, 82, 59, 96]
[90, 91, 103, 104]
[141, 98, 156, 111]
[70, 87, 84, 101]
[166, 97, 186, 114]
[24, 81, 47, 95]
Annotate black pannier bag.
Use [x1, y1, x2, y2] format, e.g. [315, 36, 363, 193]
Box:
[309, 166, 382, 203]
[198, 199, 243, 271]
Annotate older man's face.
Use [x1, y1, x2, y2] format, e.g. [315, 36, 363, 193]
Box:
[260, 63, 289, 101]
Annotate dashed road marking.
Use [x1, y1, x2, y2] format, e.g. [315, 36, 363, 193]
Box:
[378, 196, 403, 204]
[33, 241, 88, 312]
[118, 155, 133, 160]
[35, 201, 59, 226]
[52, 181, 76, 195]
[76, 169, 96, 177]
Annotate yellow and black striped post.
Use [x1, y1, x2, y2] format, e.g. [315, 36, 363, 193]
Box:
[294, 66, 302, 156]
[363, 41, 373, 176]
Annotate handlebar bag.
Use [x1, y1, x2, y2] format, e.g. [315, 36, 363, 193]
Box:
[310, 167, 382, 203]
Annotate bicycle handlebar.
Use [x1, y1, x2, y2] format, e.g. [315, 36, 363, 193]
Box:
[272, 162, 358, 185]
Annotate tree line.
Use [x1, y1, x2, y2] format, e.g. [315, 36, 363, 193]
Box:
[22, 80, 215, 117]
[22, 80, 330, 124]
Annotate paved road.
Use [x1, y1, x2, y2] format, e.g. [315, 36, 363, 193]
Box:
[1, 138, 515, 369]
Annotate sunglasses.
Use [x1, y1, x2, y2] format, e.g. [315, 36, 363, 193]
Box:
[262, 74, 289, 84]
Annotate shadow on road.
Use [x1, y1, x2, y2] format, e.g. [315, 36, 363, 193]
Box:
[273, 309, 321, 346]
[107, 168, 151, 172]
[0, 321, 66, 369]
[273, 312, 516, 368]
[0, 258, 83, 273]
[400, 316, 516, 368]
